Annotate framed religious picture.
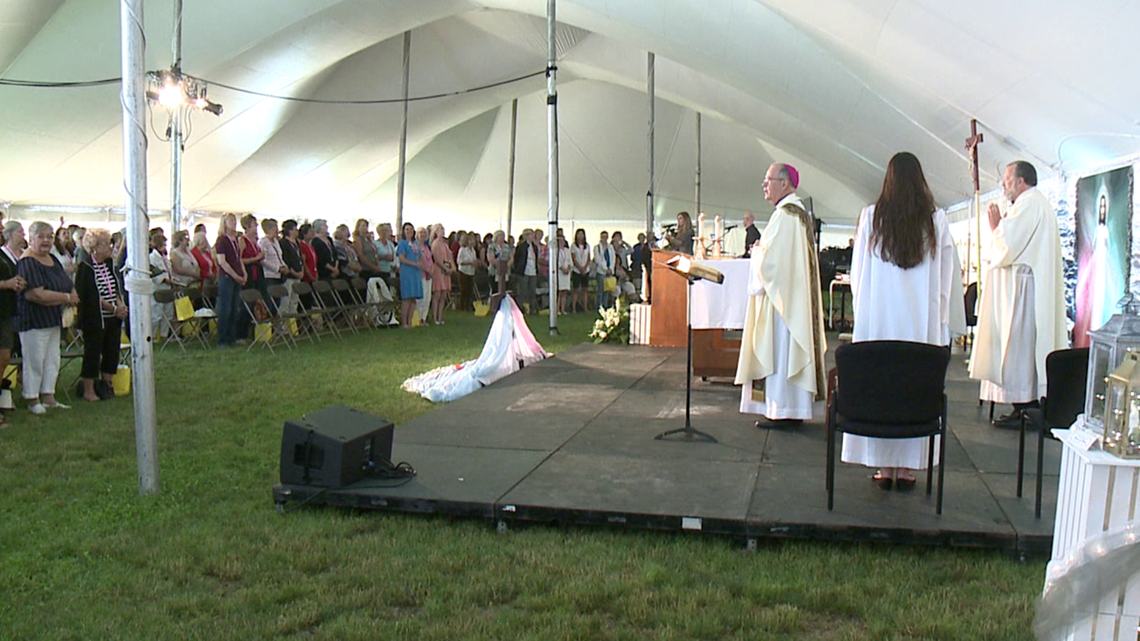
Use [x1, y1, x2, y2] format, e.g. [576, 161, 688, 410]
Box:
[1073, 165, 1133, 347]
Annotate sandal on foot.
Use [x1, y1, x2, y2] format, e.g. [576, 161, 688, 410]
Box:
[872, 473, 893, 491]
[895, 475, 917, 491]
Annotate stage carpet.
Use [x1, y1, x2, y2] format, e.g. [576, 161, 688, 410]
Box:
[274, 338, 1057, 557]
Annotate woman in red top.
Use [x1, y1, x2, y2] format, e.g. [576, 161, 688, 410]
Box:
[190, 231, 217, 284]
[237, 214, 264, 286]
[298, 223, 318, 283]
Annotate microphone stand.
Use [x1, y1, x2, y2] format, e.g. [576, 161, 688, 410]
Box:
[654, 270, 718, 443]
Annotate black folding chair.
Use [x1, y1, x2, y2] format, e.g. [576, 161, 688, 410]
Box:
[312, 280, 354, 335]
[1019, 348, 1089, 518]
[963, 282, 978, 353]
[331, 278, 367, 332]
[299, 281, 340, 340]
[238, 289, 294, 353]
[826, 341, 951, 515]
[268, 283, 315, 344]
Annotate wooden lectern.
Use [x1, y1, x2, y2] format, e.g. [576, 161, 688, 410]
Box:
[649, 249, 742, 378]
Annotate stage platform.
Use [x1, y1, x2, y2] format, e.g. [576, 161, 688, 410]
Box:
[273, 339, 1059, 557]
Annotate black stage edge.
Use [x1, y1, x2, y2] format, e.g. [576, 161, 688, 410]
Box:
[273, 338, 1058, 558]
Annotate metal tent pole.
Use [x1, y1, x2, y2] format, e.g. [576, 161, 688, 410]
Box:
[396, 30, 411, 233]
[647, 52, 655, 244]
[169, 0, 183, 233]
[120, 0, 160, 495]
[695, 112, 701, 232]
[507, 98, 518, 239]
[546, 0, 559, 335]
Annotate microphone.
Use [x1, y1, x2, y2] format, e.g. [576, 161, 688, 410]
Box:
[723, 224, 739, 232]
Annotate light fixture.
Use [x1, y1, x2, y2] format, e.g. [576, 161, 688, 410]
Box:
[157, 81, 184, 108]
[146, 69, 223, 117]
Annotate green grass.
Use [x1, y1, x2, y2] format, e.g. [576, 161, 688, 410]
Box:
[0, 310, 1043, 640]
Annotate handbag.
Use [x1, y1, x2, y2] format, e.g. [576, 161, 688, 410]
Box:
[174, 296, 195, 322]
[603, 276, 617, 293]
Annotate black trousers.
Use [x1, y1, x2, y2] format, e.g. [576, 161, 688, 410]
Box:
[81, 317, 123, 379]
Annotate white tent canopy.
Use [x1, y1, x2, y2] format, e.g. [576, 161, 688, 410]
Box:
[2, 0, 1138, 239]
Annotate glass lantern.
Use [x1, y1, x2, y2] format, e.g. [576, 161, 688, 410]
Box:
[1084, 296, 1140, 436]
[1102, 352, 1140, 458]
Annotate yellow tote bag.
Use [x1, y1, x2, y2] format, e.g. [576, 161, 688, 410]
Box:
[179, 320, 197, 337]
[603, 276, 617, 293]
[473, 301, 490, 317]
[254, 323, 273, 343]
[174, 296, 195, 322]
[112, 365, 131, 396]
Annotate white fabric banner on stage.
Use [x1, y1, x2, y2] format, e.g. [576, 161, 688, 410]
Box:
[689, 258, 750, 329]
[402, 295, 550, 402]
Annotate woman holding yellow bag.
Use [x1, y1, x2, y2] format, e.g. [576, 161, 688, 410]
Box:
[75, 229, 127, 402]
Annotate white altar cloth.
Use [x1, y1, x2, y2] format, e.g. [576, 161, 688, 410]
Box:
[689, 258, 750, 329]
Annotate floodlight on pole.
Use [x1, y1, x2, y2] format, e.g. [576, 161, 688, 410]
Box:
[145, 70, 223, 117]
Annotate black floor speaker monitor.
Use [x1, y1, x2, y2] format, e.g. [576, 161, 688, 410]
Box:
[280, 405, 394, 488]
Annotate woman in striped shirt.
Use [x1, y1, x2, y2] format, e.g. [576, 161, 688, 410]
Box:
[75, 229, 127, 402]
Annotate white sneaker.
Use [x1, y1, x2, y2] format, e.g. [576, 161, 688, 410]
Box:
[28, 403, 46, 415]
[44, 401, 70, 410]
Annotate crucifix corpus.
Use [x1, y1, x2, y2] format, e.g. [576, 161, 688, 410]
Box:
[965, 119, 984, 289]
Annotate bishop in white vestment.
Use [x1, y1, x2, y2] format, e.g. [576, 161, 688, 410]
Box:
[735, 164, 827, 422]
[969, 161, 1067, 413]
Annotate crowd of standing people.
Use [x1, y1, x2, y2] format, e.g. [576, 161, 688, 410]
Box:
[0, 214, 661, 428]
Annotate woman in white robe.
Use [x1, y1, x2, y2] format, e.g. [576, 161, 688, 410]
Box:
[841, 152, 964, 489]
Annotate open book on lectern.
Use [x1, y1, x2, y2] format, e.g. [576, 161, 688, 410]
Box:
[665, 254, 725, 284]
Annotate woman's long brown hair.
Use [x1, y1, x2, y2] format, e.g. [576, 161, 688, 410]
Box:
[870, 152, 936, 269]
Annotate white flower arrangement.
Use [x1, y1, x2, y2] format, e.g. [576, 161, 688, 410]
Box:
[589, 298, 630, 344]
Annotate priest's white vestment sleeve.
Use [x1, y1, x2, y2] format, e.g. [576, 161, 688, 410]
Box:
[841, 205, 963, 469]
[734, 194, 827, 421]
[968, 188, 1068, 402]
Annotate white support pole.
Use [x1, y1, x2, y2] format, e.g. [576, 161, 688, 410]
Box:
[120, 0, 160, 496]
[647, 52, 655, 245]
[170, 107, 182, 233]
[507, 98, 518, 239]
[396, 30, 411, 233]
[695, 112, 701, 228]
[546, 0, 560, 334]
[975, 191, 982, 290]
[169, 0, 183, 233]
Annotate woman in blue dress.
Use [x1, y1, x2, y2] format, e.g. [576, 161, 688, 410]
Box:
[396, 222, 423, 328]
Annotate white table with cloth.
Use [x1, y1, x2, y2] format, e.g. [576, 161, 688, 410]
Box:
[688, 258, 750, 329]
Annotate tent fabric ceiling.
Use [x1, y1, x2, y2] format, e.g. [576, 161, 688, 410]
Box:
[0, 0, 1137, 231]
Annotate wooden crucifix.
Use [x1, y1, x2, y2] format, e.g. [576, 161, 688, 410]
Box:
[966, 119, 984, 192]
[964, 118, 984, 289]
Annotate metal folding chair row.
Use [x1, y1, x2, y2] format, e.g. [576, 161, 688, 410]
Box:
[239, 289, 296, 353]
